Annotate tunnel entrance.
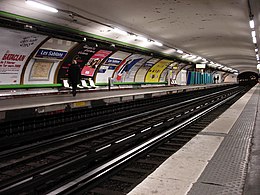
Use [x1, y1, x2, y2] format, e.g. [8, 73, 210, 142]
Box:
[238, 71, 259, 86]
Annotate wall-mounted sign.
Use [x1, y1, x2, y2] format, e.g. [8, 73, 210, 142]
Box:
[0, 27, 47, 84]
[95, 51, 131, 83]
[35, 48, 67, 60]
[196, 64, 206, 69]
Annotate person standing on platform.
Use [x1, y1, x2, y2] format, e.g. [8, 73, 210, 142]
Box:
[68, 57, 81, 96]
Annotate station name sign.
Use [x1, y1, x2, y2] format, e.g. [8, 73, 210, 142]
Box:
[196, 63, 206, 69]
[35, 49, 67, 60]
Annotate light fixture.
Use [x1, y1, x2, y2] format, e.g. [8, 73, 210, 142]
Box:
[193, 56, 202, 62]
[176, 49, 184, 54]
[181, 54, 190, 58]
[249, 20, 255, 29]
[253, 36, 257, 44]
[255, 48, 259, 52]
[134, 35, 148, 42]
[188, 55, 197, 60]
[251, 30, 256, 37]
[152, 40, 163, 47]
[113, 28, 128, 35]
[25, 0, 58, 13]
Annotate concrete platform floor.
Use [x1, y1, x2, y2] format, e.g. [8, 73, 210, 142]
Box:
[128, 85, 259, 195]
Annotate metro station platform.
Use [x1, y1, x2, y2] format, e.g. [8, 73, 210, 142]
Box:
[0, 83, 232, 122]
[127, 84, 260, 195]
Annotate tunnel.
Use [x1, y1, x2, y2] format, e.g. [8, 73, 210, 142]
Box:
[238, 71, 259, 86]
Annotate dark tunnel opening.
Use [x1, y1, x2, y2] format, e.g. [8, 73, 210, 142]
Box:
[238, 71, 259, 86]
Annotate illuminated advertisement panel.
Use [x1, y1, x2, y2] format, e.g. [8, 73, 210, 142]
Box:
[160, 62, 177, 82]
[169, 62, 188, 82]
[0, 27, 47, 84]
[123, 55, 151, 82]
[135, 58, 160, 82]
[145, 59, 173, 82]
[113, 54, 149, 82]
[58, 42, 114, 81]
[95, 51, 131, 83]
[24, 38, 77, 84]
[81, 50, 112, 77]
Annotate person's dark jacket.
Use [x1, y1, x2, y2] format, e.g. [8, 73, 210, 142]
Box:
[68, 63, 81, 85]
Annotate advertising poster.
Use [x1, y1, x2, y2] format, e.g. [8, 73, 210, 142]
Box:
[113, 54, 148, 82]
[81, 50, 112, 77]
[145, 59, 173, 82]
[95, 51, 131, 83]
[0, 27, 47, 84]
[29, 61, 53, 80]
[58, 42, 97, 80]
[167, 62, 188, 83]
[135, 58, 160, 82]
[58, 42, 114, 81]
[123, 55, 151, 82]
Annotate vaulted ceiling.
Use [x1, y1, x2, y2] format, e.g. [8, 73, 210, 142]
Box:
[1, 0, 259, 73]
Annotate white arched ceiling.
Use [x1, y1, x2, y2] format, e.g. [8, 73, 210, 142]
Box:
[0, 0, 259, 73]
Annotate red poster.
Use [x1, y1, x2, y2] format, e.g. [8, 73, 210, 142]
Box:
[81, 50, 112, 77]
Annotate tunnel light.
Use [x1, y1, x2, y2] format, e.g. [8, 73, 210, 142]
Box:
[113, 28, 128, 35]
[251, 31, 256, 38]
[257, 64, 260, 70]
[255, 48, 259, 52]
[253, 36, 257, 44]
[25, 0, 58, 13]
[249, 20, 255, 29]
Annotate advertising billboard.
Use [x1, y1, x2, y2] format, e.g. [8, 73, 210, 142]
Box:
[0, 27, 47, 84]
[95, 51, 131, 83]
[145, 59, 173, 82]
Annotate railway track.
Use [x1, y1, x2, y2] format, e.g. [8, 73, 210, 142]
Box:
[0, 85, 235, 149]
[0, 86, 248, 194]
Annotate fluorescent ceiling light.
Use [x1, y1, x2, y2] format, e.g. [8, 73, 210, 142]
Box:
[253, 36, 257, 44]
[176, 49, 184, 54]
[188, 55, 197, 59]
[113, 28, 128, 35]
[216, 64, 223, 67]
[153, 41, 163, 47]
[251, 31, 256, 37]
[181, 54, 190, 58]
[162, 48, 176, 54]
[249, 20, 255, 29]
[193, 57, 202, 62]
[135, 35, 148, 42]
[25, 0, 58, 13]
